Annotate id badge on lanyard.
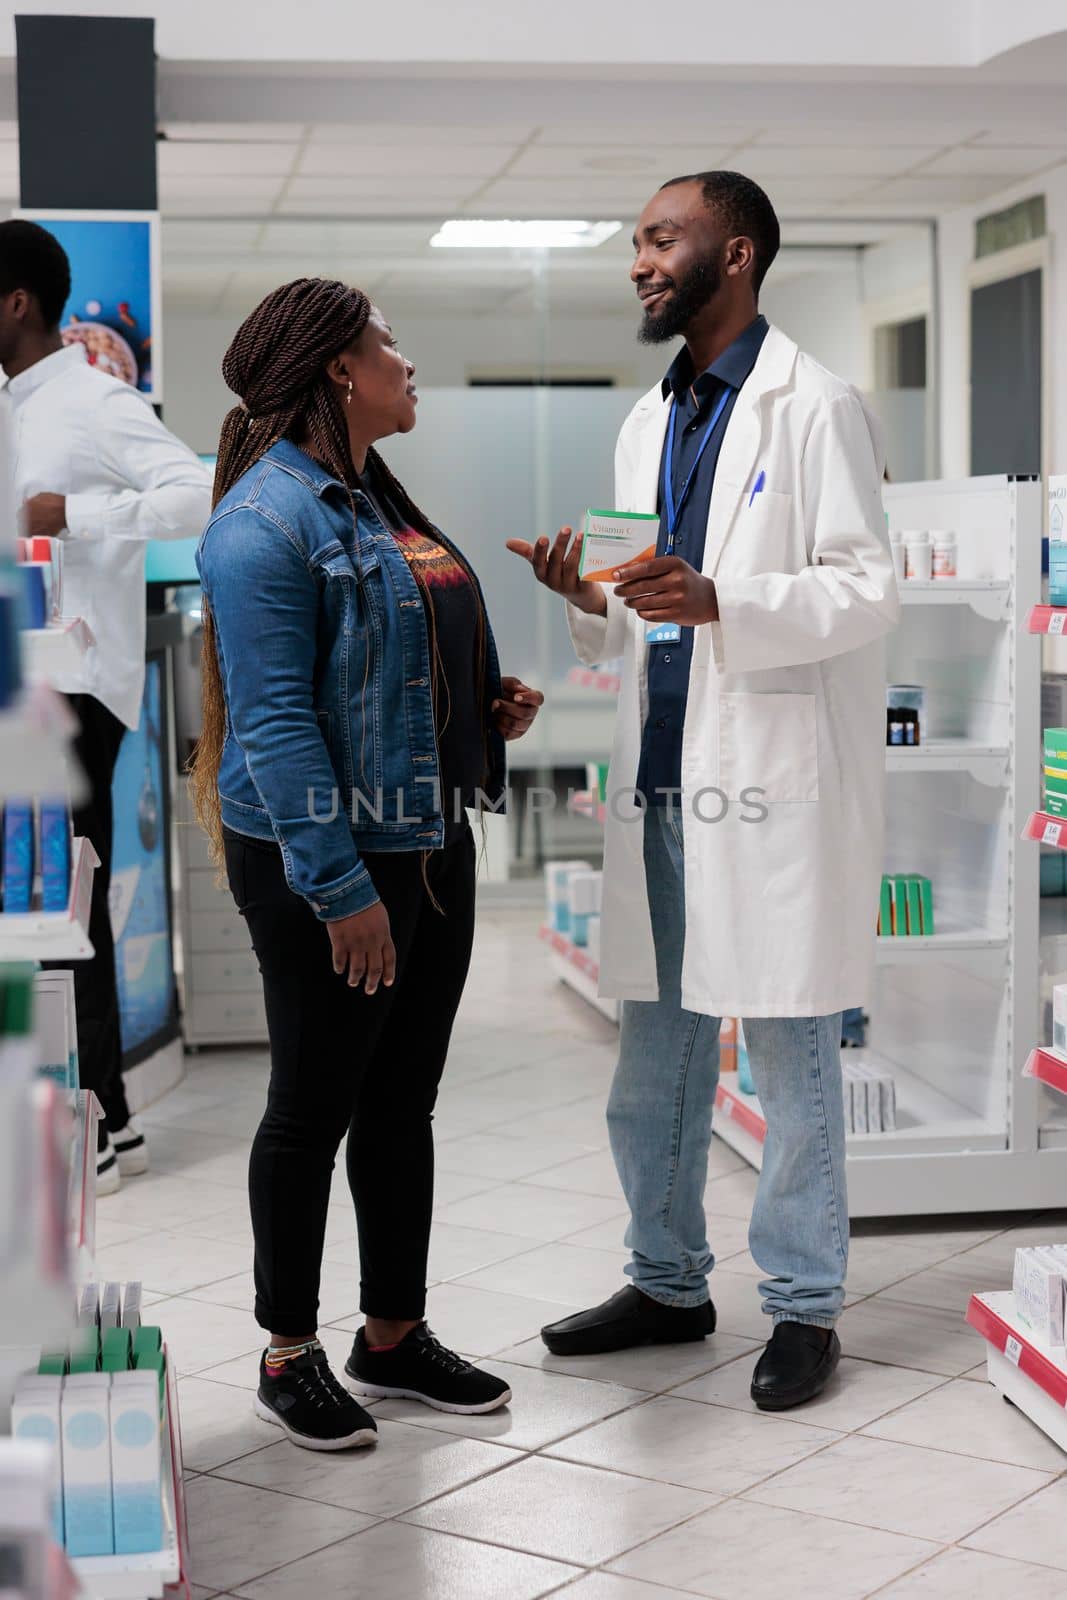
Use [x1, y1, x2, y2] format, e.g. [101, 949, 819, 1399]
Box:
[645, 385, 731, 647]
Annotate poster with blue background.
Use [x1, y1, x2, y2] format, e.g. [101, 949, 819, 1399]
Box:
[109, 657, 178, 1063]
[16, 209, 161, 399]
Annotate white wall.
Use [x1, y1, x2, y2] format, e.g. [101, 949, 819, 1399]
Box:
[161, 267, 870, 454]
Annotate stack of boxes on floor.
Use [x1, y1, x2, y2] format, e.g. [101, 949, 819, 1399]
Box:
[12, 1282, 165, 1559]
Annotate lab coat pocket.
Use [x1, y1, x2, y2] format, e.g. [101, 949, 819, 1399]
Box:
[718, 691, 819, 803]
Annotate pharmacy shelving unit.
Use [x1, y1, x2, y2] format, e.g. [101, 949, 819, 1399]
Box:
[556, 475, 1049, 1217]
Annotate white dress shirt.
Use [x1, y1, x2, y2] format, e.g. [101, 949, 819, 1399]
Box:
[7, 344, 212, 729]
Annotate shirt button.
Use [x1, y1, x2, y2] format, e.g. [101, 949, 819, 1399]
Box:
[655, 719, 666, 730]
[663, 654, 672, 663]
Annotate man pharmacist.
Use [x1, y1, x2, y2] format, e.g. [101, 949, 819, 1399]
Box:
[508, 171, 898, 1410]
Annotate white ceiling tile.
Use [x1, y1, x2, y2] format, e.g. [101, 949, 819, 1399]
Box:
[162, 221, 264, 253]
[255, 219, 435, 254]
[273, 196, 463, 217]
[159, 175, 286, 202]
[919, 145, 1067, 177]
[867, 173, 1018, 204]
[161, 192, 282, 219]
[534, 123, 759, 148]
[970, 126, 1067, 146]
[159, 142, 298, 178]
[742, 145, 939, 178]
[162, 123, 307, 142]
[297, 144, 515, 179]
[506, 146, 724, 180]
[309, 123, 537, 146]
[749, 122, 983, 147]
[284, 175, 470, 203]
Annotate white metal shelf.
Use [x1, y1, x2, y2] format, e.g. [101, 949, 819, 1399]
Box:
[875, 926, 1008, 960]
[885, 739, 1009, 782]
[0, 836, 99, 962]
[898, 579, 1009, 620]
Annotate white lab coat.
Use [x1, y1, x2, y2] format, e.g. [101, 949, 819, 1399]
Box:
[568, 324, 899, 1017]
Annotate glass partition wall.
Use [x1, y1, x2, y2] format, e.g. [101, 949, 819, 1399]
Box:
[163, 215, 936, 884]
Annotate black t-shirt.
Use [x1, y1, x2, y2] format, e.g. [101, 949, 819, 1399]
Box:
[361, 465, 486, 844]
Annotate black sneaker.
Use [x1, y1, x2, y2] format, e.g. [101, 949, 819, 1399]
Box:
[254, 1344, 378, 1450]
[345, 1323, 512, 1415]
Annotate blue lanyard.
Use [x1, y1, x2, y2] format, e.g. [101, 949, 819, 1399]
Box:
[662, 384, 732, 554]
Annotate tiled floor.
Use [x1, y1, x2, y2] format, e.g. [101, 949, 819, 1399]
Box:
[103, 908, 1067, 1599]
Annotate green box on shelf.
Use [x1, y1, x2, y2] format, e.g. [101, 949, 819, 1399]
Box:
[916, 875, 935, 935]
[1045, 727, 1067, 762]
[879, 877, 893, 936]
[1047, 790, 1067, 818]
[905, 878, 923, 936]
[102, 1326, 133, 1373]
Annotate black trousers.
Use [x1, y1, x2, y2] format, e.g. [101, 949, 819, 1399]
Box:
[223, 825, 477, 1336]
[44, 693, 130, 1144]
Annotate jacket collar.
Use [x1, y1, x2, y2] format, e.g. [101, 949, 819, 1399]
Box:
[263, 437, 347, 499]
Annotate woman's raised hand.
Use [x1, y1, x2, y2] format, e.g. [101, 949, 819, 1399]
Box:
[506, 527, 607, 616]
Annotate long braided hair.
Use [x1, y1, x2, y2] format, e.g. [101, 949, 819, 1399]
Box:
[189, 276, 489, 864]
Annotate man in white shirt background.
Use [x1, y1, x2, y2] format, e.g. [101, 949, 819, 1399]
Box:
[0, 219, 212, 1191]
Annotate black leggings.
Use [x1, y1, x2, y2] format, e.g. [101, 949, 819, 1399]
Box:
[223, 826, 476, 1336]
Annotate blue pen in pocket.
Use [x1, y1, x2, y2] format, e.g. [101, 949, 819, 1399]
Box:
[748, 470, 766, 508]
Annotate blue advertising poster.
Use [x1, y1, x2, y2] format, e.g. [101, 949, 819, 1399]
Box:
[16, 209, 161, 399]
[109, 656, 178, 1063]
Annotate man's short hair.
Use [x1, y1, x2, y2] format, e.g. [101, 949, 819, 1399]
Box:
[660, 170, 781, 290]
[0, 219, 72, 328]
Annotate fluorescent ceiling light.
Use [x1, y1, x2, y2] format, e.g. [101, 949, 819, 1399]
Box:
[431, 219, 622, 249]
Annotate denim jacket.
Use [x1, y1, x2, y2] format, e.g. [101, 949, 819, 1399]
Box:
[197, 439, 506, 920]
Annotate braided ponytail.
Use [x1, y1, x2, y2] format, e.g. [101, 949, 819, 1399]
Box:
[190, 278, 372, 857]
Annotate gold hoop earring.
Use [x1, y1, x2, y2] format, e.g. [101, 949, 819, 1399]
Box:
[346, 380, 353, 406]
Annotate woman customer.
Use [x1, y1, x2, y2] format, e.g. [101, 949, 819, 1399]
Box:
[192, 278, 542, 1452]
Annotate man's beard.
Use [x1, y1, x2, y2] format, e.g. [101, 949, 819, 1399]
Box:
[638, 256, 722, 345]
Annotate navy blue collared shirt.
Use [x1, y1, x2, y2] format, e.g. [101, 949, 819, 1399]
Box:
[637, 314, 769, 805]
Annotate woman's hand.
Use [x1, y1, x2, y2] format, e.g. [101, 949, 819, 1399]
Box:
[506, 528, 607, 617]
[327, 901, 396, 995]
[493, 676, 544, 741]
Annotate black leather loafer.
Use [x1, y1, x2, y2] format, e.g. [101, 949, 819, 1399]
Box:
[751, 1322, 841, 1411]
[541, 1285, 716, 1356]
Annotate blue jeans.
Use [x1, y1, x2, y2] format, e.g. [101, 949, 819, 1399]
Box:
[607, 805, 849, 1327]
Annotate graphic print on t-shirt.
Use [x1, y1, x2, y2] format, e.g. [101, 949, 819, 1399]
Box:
[390, 526, 470, 590]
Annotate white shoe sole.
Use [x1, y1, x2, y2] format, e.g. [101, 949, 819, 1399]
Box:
[96, 1162, 121, 1197]
[253, 1395, 377, 1451]
[115, 1148, 149, 1178]
[344, 1376, 512, 1415]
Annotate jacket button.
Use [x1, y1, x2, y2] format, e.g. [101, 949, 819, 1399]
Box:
[655, 718, 666, 730]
